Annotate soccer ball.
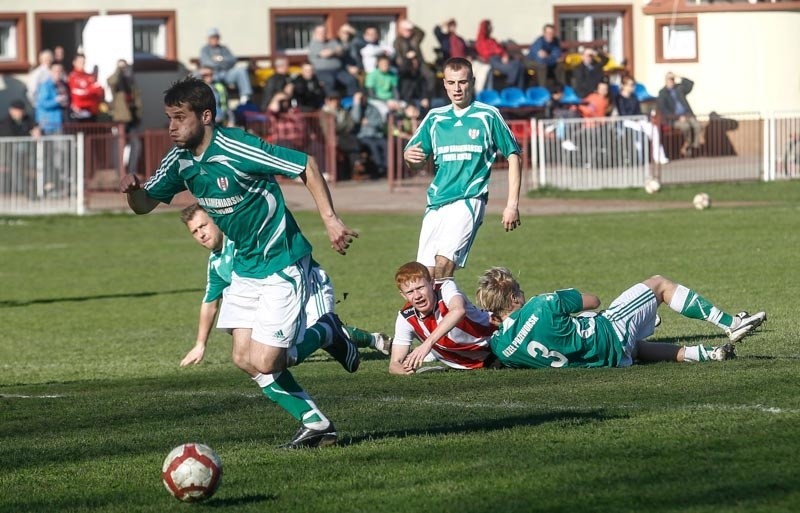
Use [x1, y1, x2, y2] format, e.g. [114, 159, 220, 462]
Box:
[161, 443, 222, 502]
[692, 192, 711, 210]
[644, 178, 661, 194]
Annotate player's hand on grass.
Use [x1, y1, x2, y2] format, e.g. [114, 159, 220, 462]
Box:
[119, 173, 141, 193]
[403, 343, 433, 370]
[324, 217, 359, 255]
[502, 206, 521, 232]
[180, 343, 206, 367]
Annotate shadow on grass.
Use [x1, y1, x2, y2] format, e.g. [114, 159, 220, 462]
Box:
[341, 409, 618, 447]
[0, 288, 203, 308]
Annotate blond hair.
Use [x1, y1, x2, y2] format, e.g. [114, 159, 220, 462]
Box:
[475, 267, 523, 316]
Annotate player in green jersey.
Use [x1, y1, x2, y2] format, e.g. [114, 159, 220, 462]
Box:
[474, 267, 766, 368]
[403, 57, 522, 280]
[178, 203, 390, 367]
[120, 76, 359, 448]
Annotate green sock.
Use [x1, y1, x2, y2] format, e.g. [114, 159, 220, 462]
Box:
[669, 285, 734, 328]
[295, 324, 326, 363]
[344, 326, 373, 348]
[258, 370, 329, 428]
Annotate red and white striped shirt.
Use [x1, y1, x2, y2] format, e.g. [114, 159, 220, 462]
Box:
[393, 280, 496, 369]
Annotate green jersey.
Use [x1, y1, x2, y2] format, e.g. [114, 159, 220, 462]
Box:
[204, 237, 235, 303]
[144, 127, 311, 279]
[490, 289, 625, 369]
[405, 101, 520, 209]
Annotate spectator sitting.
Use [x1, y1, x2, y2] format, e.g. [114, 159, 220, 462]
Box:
[571, 48, 609, 99]
[616, 76, 669, 165]
[475, 19, 525, 89]
[578, 81, 611, 119]
[360, 26, 394, 74]
[351, 90, 388, 178]
[527, 23, 566, 88]
[291, 63, 326, 112]
[544, 83, 579, 120]
[0, 99, 40, 197]
[365, 55, 403, 111]
[308, 24, 359, 97]
[199, 28, 253, 104]
[67, 54, 105, 122]
[336, 24, 362, 80]
[36, 63, 69, 134]
[266, 91, 306, 151]
[198, 66, 231, 125]
[321, 91, 363, 179]
[260, 57, 295, 112]
[656, 72, 702, 157]
[433, 18, 468, 64]
[393, 20, 436, 101]
[27, 49, 54, 104]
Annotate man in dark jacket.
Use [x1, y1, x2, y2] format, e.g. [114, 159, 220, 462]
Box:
[657, 72, 702, 157]
[571, 48, 609, 98]
[0, 99, 40, 196]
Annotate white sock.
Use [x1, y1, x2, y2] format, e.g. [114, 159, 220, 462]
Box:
[683, 345, 710, 363]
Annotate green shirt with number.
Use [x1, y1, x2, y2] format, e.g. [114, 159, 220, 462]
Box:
[144, 126, 311, 279]
[404, 101, 520, 209]
[490, 289, 625, 369]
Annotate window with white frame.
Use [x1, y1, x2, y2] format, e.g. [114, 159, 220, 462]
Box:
[559, 12, 623, 63]
[0, 20, 17, 60]
[133, 18, 166, 59]
[274, 15, 325, 55]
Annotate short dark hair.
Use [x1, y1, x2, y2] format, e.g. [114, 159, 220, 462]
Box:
[164, 75, 217, 120]
[543, 23, 556, 32]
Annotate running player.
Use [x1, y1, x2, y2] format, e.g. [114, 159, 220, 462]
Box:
[403, 57, 522, 280]
[120, 76, 359, 449]
[178, 203, 390, 367]
[474, 267, 767, 368]
[390, 261, 497, 374]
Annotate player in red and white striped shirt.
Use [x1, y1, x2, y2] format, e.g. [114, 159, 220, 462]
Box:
[390, 261, 496, 374]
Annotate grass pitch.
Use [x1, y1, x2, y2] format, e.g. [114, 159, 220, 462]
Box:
[1, 182, 799, 512]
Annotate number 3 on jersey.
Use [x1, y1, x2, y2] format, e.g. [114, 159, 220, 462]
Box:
[526, 341, 568, 367]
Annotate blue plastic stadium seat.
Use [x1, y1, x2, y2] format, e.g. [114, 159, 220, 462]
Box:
[634, 83, 656, 102]
[500, 87, 528, 108]
[340, 95, 354, 109]
[560, 85, 582, 105]
[476, 89, 505, 108]
[525, 86, 551, 107]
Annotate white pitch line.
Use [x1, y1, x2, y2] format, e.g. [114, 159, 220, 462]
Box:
[0, 394, 64, 399]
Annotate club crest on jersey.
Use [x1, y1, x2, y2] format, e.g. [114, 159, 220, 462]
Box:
[468, 129, 480, 139]
[217, 177, 229, 191]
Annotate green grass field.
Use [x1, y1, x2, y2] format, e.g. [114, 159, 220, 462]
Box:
[2, 182, 799, 513]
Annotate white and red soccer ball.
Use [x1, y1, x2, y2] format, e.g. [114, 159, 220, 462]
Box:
[161, 443, 222, 502]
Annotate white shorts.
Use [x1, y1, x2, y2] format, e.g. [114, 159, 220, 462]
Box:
[416, 198, 486, 269]
[306, 264, 335, 326]
[216, 256, 311, 348]
[600, 283, 659, 367]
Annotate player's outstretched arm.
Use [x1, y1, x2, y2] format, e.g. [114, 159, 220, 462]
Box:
[403, 294, 467, 370]
[389, 344, 415, 375]
[181, 300, 220, 366]
[403, 142, 428, 171]
[502, 153, 522, 232]
[119, 174, 160, 214]
[300, 156, 358, 254]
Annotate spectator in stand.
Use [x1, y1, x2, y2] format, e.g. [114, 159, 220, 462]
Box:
[393, 20, 436, 102]
[108, 59, 144, 175]
[616, 77, 669, 165]
[0, 99, 40, 196]
[67, 54, 105, 122]
[527, 24, 566, 88]
[291, 63, 326, 112]
[36, 63, 69, 134]
[260, 57, 295, 112]
[266, 91, 306, 151]
[572, 48, 609, 99]
[433, 18, 468, 64]
[365, 54, 403, 111]
[53, 46, 68, 71]
[657, 72, 702, 157]
[336, 24, 362, 81]
[578, 81, 611, 119]
[359, 27, 394, 74]
[199, 66, 231, 125]
[308, 24, 358, 97]
[199, 28, 253, 104]
[351, 89, 387, 178]
[321, 91, 364, 179]
[27, 49, 54, 104]
[475, 19, 525, 90]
